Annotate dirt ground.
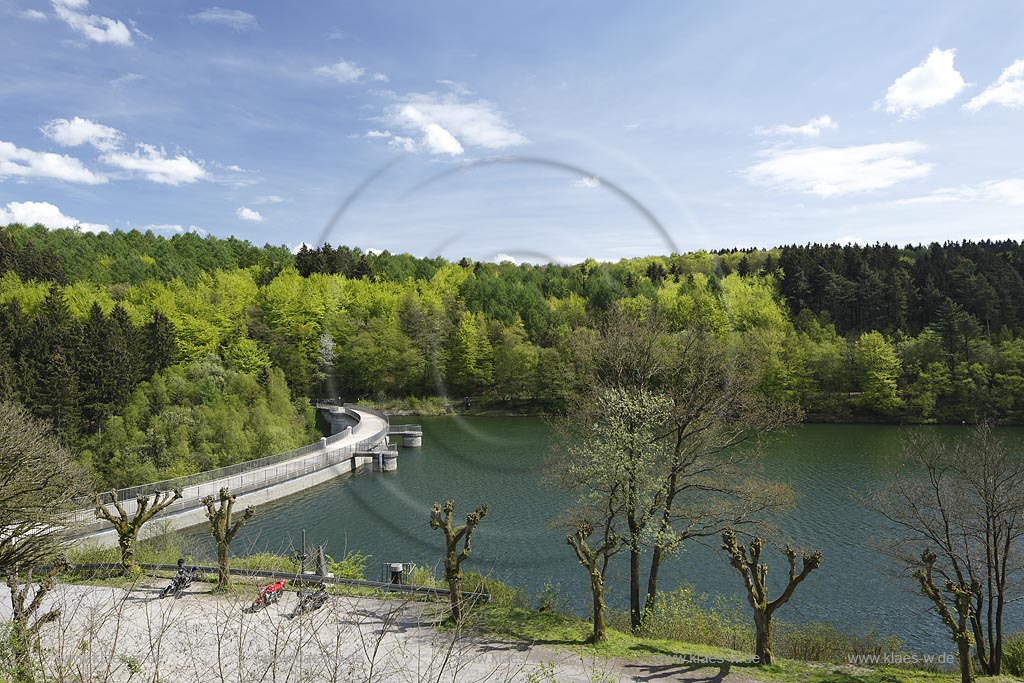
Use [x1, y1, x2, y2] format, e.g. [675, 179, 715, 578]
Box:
[0, 578, 694, 683]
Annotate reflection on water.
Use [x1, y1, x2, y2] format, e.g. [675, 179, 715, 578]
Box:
[179, 418, 1024, 651]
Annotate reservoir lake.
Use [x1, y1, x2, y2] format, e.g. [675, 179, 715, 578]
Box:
[180, 417, 1024, 652]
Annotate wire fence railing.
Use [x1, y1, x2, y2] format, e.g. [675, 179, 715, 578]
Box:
[73, 405, 388, 530]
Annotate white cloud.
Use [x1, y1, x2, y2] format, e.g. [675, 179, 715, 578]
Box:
[110, 72, 144, 86]
[420, 121, 464, 155]
[436, 79, 471, 95]
[101, 143, 206, 185]
[144, 223, 184, 233]
[388, 135, 417, 153]
[757, 115, 837, 137]
[881, 48, 969, 118]
[898, 178, 1024, 206]
[835, 235, 864, 246]
[494, 253, 518, 265]
[964, 59, 1024, 112]
[0, 200, 107, 232]
[51, 0, 133, 46]
[379, 93, 527, 156]
[188, 7, 258, 31]
[19, 8, 47, 20]
[372, 72, 389, 82]
[289, 242, 313, 254]
[252, 194, 284, 204]
[42, 116, 123, 151]
[0, 140, 107, 184]
[573, 176, 601, 189]
[143, 224, 207, 235]
[313, 59, 365, 83]
[745, 142, 932, 197]
[365, 130, 391, 138]
[235, 206, 264, 222]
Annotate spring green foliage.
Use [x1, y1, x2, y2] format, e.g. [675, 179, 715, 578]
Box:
[9, 224, 1024, 491]
[79, 358, 315, 487]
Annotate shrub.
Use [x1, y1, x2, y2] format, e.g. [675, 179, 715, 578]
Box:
[623, 587, 753, 652]
[327, 550, 369, 580]
[1004, 631, 1024, 677]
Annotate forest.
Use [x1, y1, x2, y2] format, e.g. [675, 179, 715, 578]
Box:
[4, 222, 1024, 487]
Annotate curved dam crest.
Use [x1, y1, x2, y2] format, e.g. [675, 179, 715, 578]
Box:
[71, 404, 417, 548]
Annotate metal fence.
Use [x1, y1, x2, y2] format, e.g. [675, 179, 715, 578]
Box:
[388, 424, 422, 434]
[74, 405, 388, 528]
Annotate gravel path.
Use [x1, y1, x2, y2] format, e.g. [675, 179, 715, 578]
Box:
[0, 579, 653, 682]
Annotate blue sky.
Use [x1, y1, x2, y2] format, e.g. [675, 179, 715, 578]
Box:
[3, 1, 1024, 262]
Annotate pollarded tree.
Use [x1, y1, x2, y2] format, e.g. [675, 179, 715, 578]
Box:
[95, 487, 183, 576]
[429, 499, 487, 625]
[5, 562, 67, 682]
[203, 487, 254, 590]
[566, 515, 619, 643]
[914, 549, 976, 683]
[721, 529, 822, 665]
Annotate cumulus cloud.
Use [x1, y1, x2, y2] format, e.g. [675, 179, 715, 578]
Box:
[188, 7, 259, 31]
[235, 206, 264, 222]
[494, 253, 518, 265]
[19, 8, 47, 20]
[51, 0, 133, 46]
[0, 200, 108, 232]
[101, 143, 206, 185]
[313, 59, 366, 83]
[757, 115, 837, 137]
[964, 59, 1024, 112]
[377, 93, 527, 155]
[745, 142, 932, 197]
[573, 176, 601, 189]
[880, 48, 969, 118]
[0, 140, 107, 184]
[42, 116, 123, 151]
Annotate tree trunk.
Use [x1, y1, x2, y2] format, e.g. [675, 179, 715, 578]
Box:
[956, 632, 975, 683]
[119, 530, 137, 576]
[629, 547, 642, 633]
[447, 571, 464, 624]
[992, 588, 1004, 675]
[646, 544, 664, 622]
[754, 610, 774, 665]
[9, 621, 35, 683]
[590, 570, 607, 643]
[217, 543, 230, 590]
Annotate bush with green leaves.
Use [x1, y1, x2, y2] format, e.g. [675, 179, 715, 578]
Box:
[1004, 632, 1024, 677]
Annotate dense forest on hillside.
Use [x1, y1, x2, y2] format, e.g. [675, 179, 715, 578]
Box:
[4, 222, 1024, 486]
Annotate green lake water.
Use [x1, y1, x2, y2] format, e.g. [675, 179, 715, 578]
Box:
[179, 418, 1024, 652]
